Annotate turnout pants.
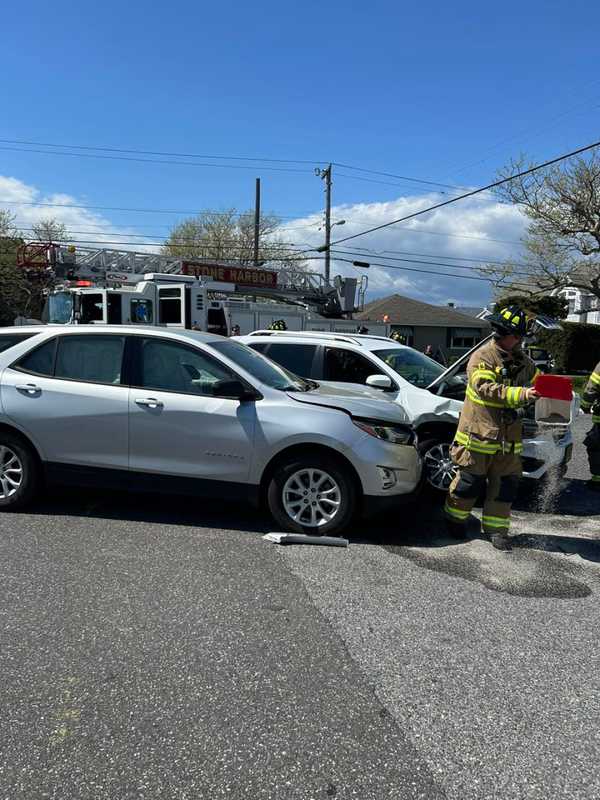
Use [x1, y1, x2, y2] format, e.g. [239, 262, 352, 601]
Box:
[585, 423, 600, 484]
[444, 445, 522, 535]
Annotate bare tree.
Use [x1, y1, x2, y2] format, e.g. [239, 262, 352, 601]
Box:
[162, 209, 306, 270]
[31, 217, 71, 243]
[481, 148, 600, 305]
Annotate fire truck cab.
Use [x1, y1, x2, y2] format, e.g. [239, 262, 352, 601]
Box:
[45, 274, 232, 336]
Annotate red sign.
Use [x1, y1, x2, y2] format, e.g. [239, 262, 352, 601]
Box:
[182, 262, 278, 288]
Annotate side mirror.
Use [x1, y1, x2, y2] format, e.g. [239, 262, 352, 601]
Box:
[366, 374, 393, 390]
[212, 379, 259, 401]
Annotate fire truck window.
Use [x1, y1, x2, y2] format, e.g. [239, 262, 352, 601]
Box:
[207, 308, 228, 336]
[131, 299, 153, 324]
[324, 347, 374, 384]
[158, 289, 183, 324]
[55, 336, 126, 384]
[107, 293, 122, 324]
[80, 294, 104, 324]
[263, 343, 317, 378]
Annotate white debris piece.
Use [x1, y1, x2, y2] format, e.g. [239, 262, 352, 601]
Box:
[263, 532, 349, 547]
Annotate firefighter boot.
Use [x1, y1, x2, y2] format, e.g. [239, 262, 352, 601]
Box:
[445, 520, 468, 540]
[489, 531, 512, 551]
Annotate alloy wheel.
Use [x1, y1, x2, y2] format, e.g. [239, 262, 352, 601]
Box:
[0, 446, 23, 500]
[282, 468, 342, 528]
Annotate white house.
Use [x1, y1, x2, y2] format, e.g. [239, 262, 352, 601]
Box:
[553, 287, 600, 325]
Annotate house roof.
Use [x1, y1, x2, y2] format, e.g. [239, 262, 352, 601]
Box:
[356, 294, 491, 328]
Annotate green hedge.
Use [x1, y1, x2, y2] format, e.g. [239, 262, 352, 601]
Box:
[536, 322, 600, 374]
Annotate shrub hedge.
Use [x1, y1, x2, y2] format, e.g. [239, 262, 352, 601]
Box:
[536, 322, 600, 374]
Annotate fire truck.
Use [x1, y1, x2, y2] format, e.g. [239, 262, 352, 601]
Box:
[18, 242, 386, 335]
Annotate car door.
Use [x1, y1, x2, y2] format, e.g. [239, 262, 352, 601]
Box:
[128, 336, 256, 483]
[323, 346, 383, 386]
[1, 334, 129, 469]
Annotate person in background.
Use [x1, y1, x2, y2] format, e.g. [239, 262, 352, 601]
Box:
[424, 344, 435, 358]
[357, 325, 369, 334]
[230, 324, 241, 336]
[580, 359, 600, 491]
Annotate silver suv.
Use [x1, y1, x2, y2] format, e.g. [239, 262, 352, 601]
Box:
[241, 331, 575, 493]
[0, 326, 421, 535]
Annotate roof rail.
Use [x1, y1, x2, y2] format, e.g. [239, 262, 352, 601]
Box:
[246, 330, 392, 346]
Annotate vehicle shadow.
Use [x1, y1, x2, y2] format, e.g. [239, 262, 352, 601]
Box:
[26, 488, 271, 536]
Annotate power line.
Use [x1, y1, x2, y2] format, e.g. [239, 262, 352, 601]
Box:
[334, 171, 462, 194]
[0, 146, 315, 175]
[0, 137, 324, 166]
[330, 249, 532, 277]
[331, 256, 491, 282]
[331, 244, 532, 269]
[0, 199, 313, 217]
[326, 137, 600, 248]
[0, 136, 462, 192]
[333, 162, 464, 190]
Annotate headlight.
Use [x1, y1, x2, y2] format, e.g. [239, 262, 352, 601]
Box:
[353, 418, 416, 445]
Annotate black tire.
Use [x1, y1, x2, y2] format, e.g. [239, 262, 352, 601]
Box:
[419, 438, 456, 498]
[0, 432, 39, 511]
[267, 454, 357, 536]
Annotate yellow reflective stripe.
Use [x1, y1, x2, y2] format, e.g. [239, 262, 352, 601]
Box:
[590, 372, 600, 385]
[482, 515, 510, 529]
[530, 369, 541, 385]
[593, 416, 600, 424]
[466, 386, 506, 409]
[444, 503, 470, 521]
[470, 368, 496, 385]
[506, 386, 523, 408]
[581, 399, 592, 408]
[454, 431, 499, 453]
[592, 475, 600, 482]
[502, 310, 512, 319]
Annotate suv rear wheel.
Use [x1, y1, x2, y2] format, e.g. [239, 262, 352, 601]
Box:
[0, 433, 39, 511]
[419, 438, 457, 494]
[267, 454, 357, 536]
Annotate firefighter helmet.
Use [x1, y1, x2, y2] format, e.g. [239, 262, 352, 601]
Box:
[268, 319, 288, 331]
[488, 305, 529, 337]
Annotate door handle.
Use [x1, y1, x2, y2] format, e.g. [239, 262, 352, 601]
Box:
[135, 397, 163, 409]
[16, 383, 41, 395]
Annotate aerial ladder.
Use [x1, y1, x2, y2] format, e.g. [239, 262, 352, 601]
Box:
[16, 241, 369, 334]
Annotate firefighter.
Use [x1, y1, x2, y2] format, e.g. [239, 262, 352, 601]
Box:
[580, 359, 600, 491]
[444, 306, 540, 550]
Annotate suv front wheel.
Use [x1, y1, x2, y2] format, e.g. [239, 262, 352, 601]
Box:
[419, 438, 457, 495]
[267, 454, 357, 536]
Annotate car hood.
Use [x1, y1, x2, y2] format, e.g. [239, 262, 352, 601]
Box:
[302, 380, 463, 426]
[286, 380, 411, 425]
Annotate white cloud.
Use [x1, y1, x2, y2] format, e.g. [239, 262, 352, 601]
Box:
[278, 192, 528, 308]
[0, 175, 156, 252]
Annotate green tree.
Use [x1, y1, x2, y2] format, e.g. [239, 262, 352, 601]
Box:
[482, 148, 600, 305]
[162, 209, 305, 269]
[0, 210, 29, 325]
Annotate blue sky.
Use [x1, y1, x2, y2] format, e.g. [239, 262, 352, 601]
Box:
[1, 0, 600, 306]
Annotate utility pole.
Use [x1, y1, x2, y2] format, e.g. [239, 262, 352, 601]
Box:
[253, 177, 261, 266]
[322, 164, 332, 286]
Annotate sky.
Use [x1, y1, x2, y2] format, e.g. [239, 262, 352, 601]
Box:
[1, 0, 599, 307]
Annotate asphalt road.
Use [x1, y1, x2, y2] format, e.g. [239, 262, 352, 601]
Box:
[1, 417, 599, 799]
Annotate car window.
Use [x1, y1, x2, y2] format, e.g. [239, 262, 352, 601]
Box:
[55, 335, 126, 384]
[260, 343, 317, 378]
[208, 339, 312, 392]
[324, 347, 376, 384]
[0, 334, 34, 354]
[372, 347, 462, 390]
[247, 342, 270, 354]
[137, 338, 239, 396]
[13, 338, 57, 377]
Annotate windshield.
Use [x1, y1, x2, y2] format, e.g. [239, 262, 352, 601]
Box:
[46, 292, 73, 324]
[373, 347, 462, 389]
[209, 339, 314, 392]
